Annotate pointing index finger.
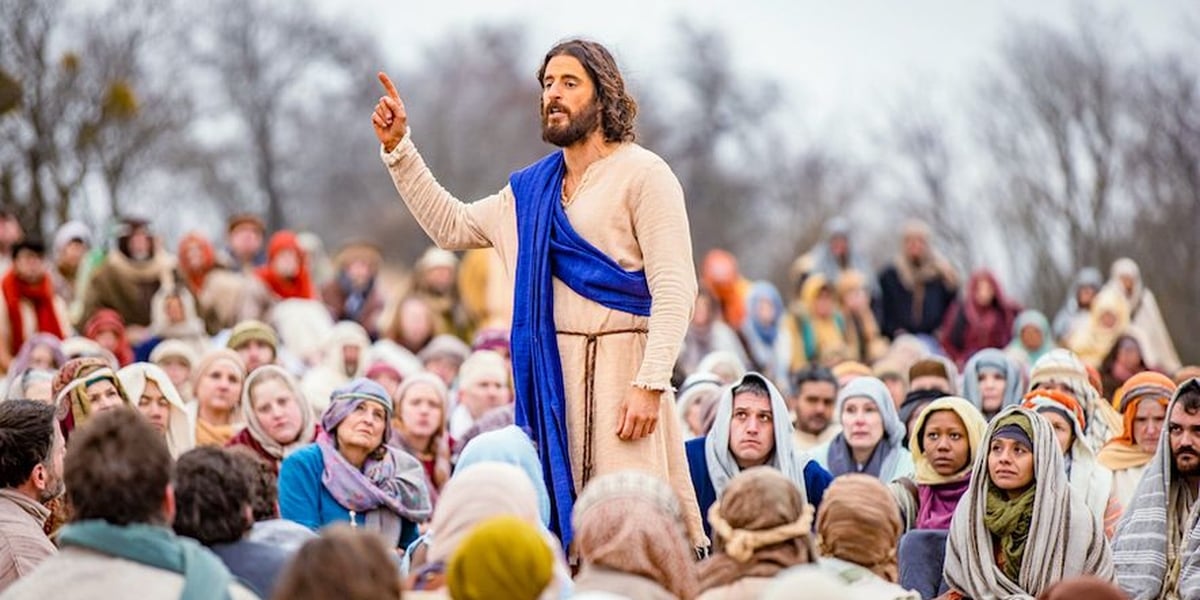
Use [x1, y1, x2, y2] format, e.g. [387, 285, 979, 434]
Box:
[377, 71, 400, 101]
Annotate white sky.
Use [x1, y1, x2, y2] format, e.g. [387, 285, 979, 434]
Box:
[349, 0, 1195, 133]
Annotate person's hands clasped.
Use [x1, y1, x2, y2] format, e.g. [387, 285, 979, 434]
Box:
[371, 72, 408, 153]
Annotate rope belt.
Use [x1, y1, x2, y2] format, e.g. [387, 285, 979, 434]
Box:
[557, 327, 648, 486]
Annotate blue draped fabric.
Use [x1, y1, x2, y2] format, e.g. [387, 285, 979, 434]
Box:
[508, 150, 652, 546]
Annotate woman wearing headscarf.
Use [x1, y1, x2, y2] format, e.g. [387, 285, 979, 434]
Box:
[940, 269, 1021, 369]
[83, 308, 134, 366]
[892, 397, 988, 531]
[695, 351, 746, 386]
[1022, 389, 1121, 537]
[697, 468, 817, 599]
[816, 474, 920, 599]
[3, 334, 66, 398]
[1097, 372, 1175, 507]
[141, 284, 209, 362]
[943, 407, 1114, 598]
[891, 398, 987, 597]
[117, 362, 194, 458]
[572, 471, 698, 600]
[793, 274, 850, 368]
[877, 219, 958, 340]
[226, 364, 318, 473]
[1067, 286, 1134, 369]
[1053, 267, 1103, 343]
[51, 356, 132, 440]
[278, 378, 432, 551]
[149, 339, 198, 403]
[190, 349, 246, 446]
[960, 348, 1026, 421]
[1098, 334, 1149, 400]
[811, 377, 914, 482]
[391, 372, 451, 498]
[1105, 257, 1180, 373]
[256, 231, 316, 301]
[301, 321, 372, 417]
[738, 281, 796, 392]
[1005, 310, 1056, 370]
[177, 231, 216, 298]
[408, 463, 564, 594]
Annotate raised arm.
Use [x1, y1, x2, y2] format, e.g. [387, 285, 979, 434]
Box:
[372, 72, 505, 250]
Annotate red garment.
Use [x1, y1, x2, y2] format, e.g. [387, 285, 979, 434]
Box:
[940, 269, 1020, 368]
[83, 308, 135, 366]
[701, 249, 751, 328]
[177, 232, 216, 295]
[1, 270, 65, 355]
[256, 231, 315, 300]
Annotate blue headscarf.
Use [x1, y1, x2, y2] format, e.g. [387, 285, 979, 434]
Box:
[456, 425, 552, 527]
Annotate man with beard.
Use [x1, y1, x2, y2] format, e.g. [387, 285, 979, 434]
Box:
[791, 366, 841, 451]
[78, 217, 173, 342]
[0, 400, 65, 591]
[372, 39, 704, 549]
[1114, 378, 1200, 598]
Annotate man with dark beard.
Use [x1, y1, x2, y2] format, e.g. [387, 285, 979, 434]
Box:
[1114, 378, 1200, 598]
[372, 39, 705, 550]
[0, 400, 65, 591]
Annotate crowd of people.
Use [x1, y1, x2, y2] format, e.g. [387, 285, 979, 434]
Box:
[0, 35, 1194, 600]
[0, 199, 1188, 599]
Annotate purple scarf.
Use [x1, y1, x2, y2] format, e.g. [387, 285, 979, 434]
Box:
[318, 380, 432, 523]
[915, 477, 971, 530]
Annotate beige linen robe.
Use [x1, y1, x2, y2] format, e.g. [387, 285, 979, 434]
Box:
[382, 133, 706, 546]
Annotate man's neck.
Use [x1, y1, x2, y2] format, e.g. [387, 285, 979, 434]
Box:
[562, 132, 618, 181]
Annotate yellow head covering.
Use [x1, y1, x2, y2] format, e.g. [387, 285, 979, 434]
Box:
[447, 515, 554, 600]
[907, 396, 989, 485]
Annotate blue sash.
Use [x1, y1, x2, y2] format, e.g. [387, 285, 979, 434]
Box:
[509, 150, 651, 546]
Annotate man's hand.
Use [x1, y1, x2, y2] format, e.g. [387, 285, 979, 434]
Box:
[372, 72, 408, 153]
[616, 386, 662, 441]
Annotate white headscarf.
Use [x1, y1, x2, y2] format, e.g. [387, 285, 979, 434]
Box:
[117, 362, 195, 458]
[704, 372, 811, 502]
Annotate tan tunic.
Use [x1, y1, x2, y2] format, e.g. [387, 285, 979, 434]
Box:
[382, 133, 706, 545]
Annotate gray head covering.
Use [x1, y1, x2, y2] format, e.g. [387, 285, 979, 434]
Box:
[705, 372, 811, 502]
[960, 348, 1025, 417]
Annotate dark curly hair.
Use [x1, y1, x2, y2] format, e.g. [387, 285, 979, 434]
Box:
[173, 447, 253, 545]
[537, 39, 638, 143]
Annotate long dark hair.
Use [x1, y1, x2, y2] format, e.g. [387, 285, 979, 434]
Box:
[537, 39, 638, 143]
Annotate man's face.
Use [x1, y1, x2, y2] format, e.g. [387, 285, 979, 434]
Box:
[828, 235, 849, 259]
[229, 225, 263, 260]
[1169, 402, 1200, 479]
[37, 427, 66, 503]
[793, 380, 836, 435]
[237, 339, 275, 373]
[903, 234, 928, 262]
[127, 229, 152, 261]
[540, 55, 601, 147]
[0, 218, 22, 246]
[13, 249, 45, 283]
[421, 266, 455, 294]
[728, 392, 775, 469]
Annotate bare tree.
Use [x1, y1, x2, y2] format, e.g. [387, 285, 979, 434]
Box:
[974, 8, 1135, 310]
[187, 0, 377, 232]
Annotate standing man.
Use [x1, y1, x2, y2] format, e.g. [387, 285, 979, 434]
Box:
[372, 39, 703, 547]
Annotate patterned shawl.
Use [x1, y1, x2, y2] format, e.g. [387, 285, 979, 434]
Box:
[1112, 378, 1200, 599]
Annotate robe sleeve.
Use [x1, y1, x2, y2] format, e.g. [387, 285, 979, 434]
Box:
[380, 132, 510, 251]
[628, 159, 697, 391]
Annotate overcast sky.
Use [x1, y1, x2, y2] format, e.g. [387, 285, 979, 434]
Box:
[349, 0, 1196, 132]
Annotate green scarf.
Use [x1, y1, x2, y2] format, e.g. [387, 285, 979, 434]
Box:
[984, 483, 1036, 583]
[58, 520, 233, 600]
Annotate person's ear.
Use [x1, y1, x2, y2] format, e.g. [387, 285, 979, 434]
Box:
[29, 463, 47, 493]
